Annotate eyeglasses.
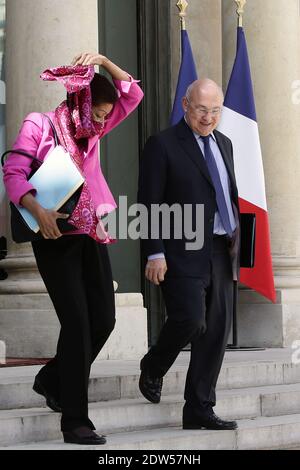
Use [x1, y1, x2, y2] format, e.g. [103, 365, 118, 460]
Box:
[186, 99, 222, 117]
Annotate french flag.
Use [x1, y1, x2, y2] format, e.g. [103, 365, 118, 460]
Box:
[170, 29, 197, 125]
[218, 27, 276, 303]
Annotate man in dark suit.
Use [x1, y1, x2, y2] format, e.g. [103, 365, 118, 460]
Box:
[138, 79, 240, 430]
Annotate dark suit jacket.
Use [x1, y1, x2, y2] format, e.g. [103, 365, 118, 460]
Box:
[138, 118, 240, 279]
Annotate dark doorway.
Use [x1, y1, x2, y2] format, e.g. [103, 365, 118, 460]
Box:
[98, 0, 171, 346]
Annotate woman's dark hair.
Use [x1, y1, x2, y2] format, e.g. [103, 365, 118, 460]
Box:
[66, 73, 118, 110]
[90, 73, 118, 106]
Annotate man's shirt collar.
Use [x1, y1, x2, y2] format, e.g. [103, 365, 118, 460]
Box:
[184, 115, 216, 142]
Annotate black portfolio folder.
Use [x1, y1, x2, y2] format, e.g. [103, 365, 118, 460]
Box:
[240, 213, 256, 268]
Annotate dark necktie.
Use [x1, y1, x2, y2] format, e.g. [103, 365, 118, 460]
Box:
[201, 135, 233, 237]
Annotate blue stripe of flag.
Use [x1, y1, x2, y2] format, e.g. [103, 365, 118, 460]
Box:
[224, 27, 257, 122]
[170, 30, 198, 126]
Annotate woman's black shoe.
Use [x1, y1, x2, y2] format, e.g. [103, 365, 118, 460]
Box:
[63, 426, 106, 445]
[32, 376, 62, 413]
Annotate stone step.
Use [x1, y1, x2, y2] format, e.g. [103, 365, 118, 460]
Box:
[0, 293, 148, 360]
[0, 310, 59, 357]
[1, 358, 300, 410]
[0, 292, 143, 309]
[0, 307, 147, 359]
[2, 382, 300, 447]
[3, 414, 300, 450]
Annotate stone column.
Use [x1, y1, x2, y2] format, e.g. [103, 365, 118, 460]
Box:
[170, 0, 222, 100]
[0, 0, 148, 359]
[0, 0, 99, 352]
[222, 0, 300, 346]
[0, 0, 99, 293]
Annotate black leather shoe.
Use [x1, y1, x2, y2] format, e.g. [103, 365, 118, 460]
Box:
[183, 413, 238, 430]
[63, 427, 106, 445]
[139, 369, 163, 404]
[33, 376, 62, 413]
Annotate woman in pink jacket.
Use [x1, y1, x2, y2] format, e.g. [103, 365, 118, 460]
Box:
[3, 53, 143, 445]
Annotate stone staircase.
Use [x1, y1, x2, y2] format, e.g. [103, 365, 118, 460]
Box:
[1, 349, 300, 450]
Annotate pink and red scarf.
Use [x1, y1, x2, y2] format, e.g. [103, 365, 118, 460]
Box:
[40, 65, 115, 243]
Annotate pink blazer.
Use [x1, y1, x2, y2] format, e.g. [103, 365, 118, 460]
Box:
[3, 76, 144, 214]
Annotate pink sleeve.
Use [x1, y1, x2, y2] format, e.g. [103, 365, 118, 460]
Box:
[100, 74, 144, 138]
[2, 113, 43, 205]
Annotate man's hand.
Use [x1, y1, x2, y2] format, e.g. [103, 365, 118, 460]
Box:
[145, 259, 168, 286]
[71, 53, 107, 67]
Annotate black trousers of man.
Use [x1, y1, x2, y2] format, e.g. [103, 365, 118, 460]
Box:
[141, 235, 233, 421]
[31, 235, 116, 431]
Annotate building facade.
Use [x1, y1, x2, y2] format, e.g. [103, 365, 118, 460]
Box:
[0, 0, 299, 359]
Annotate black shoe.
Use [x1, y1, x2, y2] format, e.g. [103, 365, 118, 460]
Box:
[63, 426, 106, 445]
[139, 369, 163, 404]
[33, 376, 62, 413]
[183, 413, 238, 431]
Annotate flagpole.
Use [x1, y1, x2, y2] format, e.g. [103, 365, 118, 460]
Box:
[235, 0, 247, 27]
[228, 0, 244, 350]
[226, 0, 264, 352]
[176, 0, 188, 31]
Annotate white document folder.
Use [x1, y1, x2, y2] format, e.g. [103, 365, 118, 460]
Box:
[16, 145, 84, 233]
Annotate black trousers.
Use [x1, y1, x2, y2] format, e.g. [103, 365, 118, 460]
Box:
[141, 235, 233, 419]
[31, 235, 115, 431]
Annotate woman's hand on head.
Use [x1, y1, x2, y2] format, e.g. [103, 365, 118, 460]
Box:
[71, 53, 129, 82]
[71, 53, 107, 67]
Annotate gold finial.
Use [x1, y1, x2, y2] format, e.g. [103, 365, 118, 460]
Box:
[235, 0, 247, 27]
[177, 0, 189, 31]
